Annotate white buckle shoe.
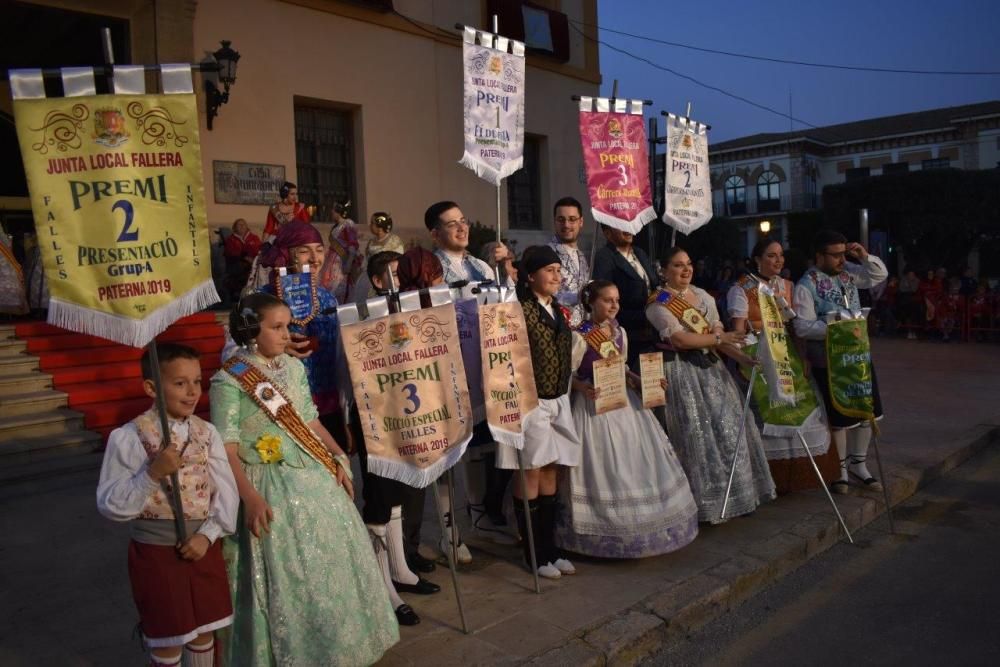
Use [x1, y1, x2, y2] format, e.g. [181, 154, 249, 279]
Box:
[536, 562, 561, 579]
[552, 558, 576, 575]
[440, 536, 472, 564]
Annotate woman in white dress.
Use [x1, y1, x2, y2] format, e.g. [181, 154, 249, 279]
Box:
[556, 280, 698, 558]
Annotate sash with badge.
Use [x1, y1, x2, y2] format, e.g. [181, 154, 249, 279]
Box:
[649, 288, 711, 334]
[579, 321, 628, 415]
[223, 355, 342, 478]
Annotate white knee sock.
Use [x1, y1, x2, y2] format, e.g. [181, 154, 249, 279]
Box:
[150, 651, 181, 666]
[368, 524, 405, 609]
[847, 425, 876, 480]
[387, 506, 419, 585]
[832, 428, 848, 482]
[183, 639, 214, 667]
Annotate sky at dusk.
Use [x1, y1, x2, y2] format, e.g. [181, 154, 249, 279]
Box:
[593, 0, 1000, 142]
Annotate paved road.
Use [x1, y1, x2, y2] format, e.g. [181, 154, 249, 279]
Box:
[645, 442, 1000, 667]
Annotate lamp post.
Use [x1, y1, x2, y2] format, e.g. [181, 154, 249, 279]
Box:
[759, 219, 771, 235]
[205, 40, 240, 130]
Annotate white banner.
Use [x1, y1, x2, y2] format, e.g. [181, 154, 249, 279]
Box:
[663, 113, 713, 234]
[459, 26, 525, 186]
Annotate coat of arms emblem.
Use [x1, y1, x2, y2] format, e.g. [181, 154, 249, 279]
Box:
[94, 107, 129, 148]
[390, 322, 411, 348]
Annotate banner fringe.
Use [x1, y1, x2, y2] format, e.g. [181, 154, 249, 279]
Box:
[590, 206, 656, 235]
[459, 152, 524, 187]
[365, 431, 473, 488]
[487, 424, 524, 450]
[47, 279, 220, 348]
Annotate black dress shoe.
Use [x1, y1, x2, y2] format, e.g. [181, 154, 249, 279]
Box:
[392, 578, 441, 595]
[406, 552, 437, 573]
[395, 603, 420, 626]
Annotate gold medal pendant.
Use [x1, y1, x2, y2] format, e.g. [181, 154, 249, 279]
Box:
[599, 340, 617, 358]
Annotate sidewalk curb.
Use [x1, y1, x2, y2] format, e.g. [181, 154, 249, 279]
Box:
[521, 424, 1000, 666]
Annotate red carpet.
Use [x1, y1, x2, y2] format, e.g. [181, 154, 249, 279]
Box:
[14, 312, 226, 441]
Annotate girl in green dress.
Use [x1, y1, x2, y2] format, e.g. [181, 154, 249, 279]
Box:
[211, 292, 398, 666]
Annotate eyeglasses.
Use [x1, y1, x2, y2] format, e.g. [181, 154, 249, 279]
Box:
[438, 218, 470, 231]
[555, 216, 581, 223]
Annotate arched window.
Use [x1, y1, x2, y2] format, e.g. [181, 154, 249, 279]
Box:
[725, 175, 746, 215]
[757, 171, 781, 212]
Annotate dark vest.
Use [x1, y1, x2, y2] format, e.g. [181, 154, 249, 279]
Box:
[522, 298, 572, 399]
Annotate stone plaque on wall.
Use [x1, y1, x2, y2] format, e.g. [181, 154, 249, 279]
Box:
[213, 161, 285, 205]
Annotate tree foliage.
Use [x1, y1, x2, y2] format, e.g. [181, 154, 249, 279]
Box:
[821, 169, 1000, 272]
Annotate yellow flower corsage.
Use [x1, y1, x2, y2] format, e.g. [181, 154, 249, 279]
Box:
[255, 434, 284, 464]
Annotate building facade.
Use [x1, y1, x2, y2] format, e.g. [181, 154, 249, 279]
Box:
[707, 101, 1000, 254]
[2, 0, 601, 253]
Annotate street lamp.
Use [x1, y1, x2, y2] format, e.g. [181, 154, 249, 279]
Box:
[205, 40, 240, 131]
[759, 220, 771, 234]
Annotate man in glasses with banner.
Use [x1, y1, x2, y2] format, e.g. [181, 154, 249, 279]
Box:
[793, 230, 888, 494]
[548, 196, 590, 328]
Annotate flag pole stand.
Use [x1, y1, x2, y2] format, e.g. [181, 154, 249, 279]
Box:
[719, 333, 763, 521]
[433, 473, 471, 633]
[516, 451, 542, 594]
[869, 424, 896, 534]
[795, 430, 853, 544]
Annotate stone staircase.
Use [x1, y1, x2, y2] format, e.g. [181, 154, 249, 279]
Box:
[0, 324, 103, 484]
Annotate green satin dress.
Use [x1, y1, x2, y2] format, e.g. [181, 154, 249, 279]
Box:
[211, 352, 398, 666]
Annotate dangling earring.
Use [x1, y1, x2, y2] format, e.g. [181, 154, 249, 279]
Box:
[248, 338, 259, 353]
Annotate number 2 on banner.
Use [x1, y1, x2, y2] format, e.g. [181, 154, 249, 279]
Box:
[401, 383, 421, 415]
[113, 200, 139, 242]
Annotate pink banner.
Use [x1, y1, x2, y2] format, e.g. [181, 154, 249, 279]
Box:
[578, 96, 656, 234]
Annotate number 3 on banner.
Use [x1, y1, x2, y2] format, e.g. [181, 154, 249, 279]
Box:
[113, 200, 139, 242]
[616, 164, 629, 187]
[401, 383, 421, 415]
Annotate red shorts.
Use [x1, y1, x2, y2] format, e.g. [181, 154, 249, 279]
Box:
[127, 540, 233, 647]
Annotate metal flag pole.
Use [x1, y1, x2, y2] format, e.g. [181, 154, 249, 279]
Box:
[719, 332, 763, 521]
[516, 456, 542, 594]
[795, 430, 853, 544]
[385, 270, 470, 629]
[868, 424, 895, 534]
[491, 14, 505, 287]
[647, 115, 658, 264]
[432, 478, 471, 633]
[146, 341, 188, 544]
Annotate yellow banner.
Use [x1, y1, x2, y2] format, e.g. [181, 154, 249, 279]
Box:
[13, 93, 217, 347]
[342, 303, 473, 487]
[479, 301, 538, 448]
[757, 288, 796, 405]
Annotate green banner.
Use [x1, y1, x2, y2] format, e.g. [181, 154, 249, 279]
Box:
[742, 341, 818, 427]
[825, 319, 875, 420]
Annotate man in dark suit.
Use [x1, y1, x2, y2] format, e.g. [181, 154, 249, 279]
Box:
[591, 224, 656, 368]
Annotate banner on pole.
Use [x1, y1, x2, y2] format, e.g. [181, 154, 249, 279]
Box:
[662, 113, 712, 234]
[756, 286, 796, 406]
[578, 96, 655, 234]
[479, 300, 538, 448]
[342, 302, 473, 487]
[459, 26, 526, 186]
[825, 319, 875, 421]
[10, 66, 218, 347]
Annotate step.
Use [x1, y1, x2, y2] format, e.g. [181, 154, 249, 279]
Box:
[24, 323, 224, 353]
[0, 429, 102, 465]
[12, 311, 220, 339]
[38, 337, 224, 371]
[0, 447, 103, 485]
[0, 408, 85, 442]
[0, 389, 68, 418]
[0, 355, 39, 375]
[0, 372, 53, 396]
[0, 339, 27, 356]
[0, 324, 15, 341]
[80, 393, 211, 431]
[51, 356, 222, 387]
